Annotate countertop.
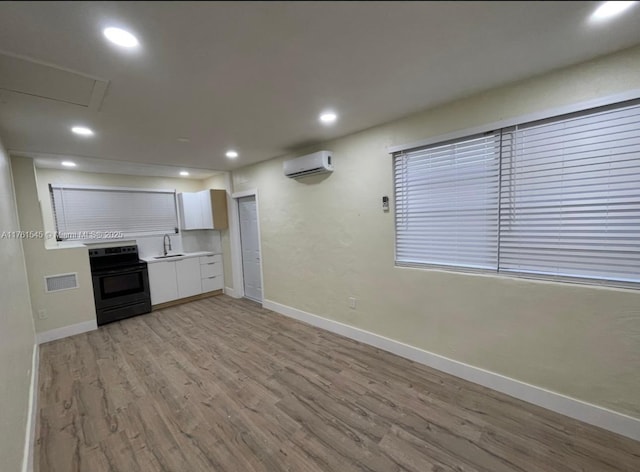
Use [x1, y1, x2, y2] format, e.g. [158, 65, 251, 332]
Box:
[45, 240, 88, 250]
[141, 251, 220, 264]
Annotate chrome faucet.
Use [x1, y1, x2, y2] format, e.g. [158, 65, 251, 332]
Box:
[163, 234, 172, 256]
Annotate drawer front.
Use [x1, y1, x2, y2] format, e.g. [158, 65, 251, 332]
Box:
[199, 254, 222, 265]
[200, 261, 223, 278]
[202, 274, 223, 292]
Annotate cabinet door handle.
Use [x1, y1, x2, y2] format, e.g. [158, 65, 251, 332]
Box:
[208, 276, 218, 279]
[207, 262, 217, 265]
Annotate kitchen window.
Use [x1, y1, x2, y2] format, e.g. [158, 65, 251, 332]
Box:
[50, 185, 178, 240]
[393, 98, 640, 287]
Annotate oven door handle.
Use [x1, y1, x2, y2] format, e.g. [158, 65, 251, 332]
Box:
[93, 266, 145, 276]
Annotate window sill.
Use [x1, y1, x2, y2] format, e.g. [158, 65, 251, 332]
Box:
[395, 261, 639, 292]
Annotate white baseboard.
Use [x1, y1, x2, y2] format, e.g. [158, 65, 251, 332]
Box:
[22, 343, 39, 472]
[263, 299, 640, 442]
[224, 286, 240, 298]
[36, 320, 97, 344]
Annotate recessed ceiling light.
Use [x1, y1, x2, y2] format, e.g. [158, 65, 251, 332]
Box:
[179, 171, 190, 176]
[62, 161, 76, 167]
[591, 1, 637, 21]
[71, 126, 94, 136]
[103, 27, 139, 48]
[319, 111, 338, 125]
[226, 150, 238, 159]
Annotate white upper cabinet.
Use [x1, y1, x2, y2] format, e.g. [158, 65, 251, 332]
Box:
[178, 191, 205, 229]
[178, 189, 228, 230]
[200, 190, 214, 229]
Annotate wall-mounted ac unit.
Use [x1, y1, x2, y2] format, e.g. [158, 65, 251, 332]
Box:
[283, 150, 333, 179]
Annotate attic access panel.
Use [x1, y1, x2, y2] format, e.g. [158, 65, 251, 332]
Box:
[0, 52, 108, 110]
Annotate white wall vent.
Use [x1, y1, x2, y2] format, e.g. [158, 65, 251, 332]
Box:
[44, 273, 79, 293]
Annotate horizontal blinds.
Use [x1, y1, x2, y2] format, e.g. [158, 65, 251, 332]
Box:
[394, 132, 501, 270]
[499, 101, 640, 283]
[51, 185, 178, 239]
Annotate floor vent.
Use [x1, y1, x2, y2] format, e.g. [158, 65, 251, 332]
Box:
[44, 273, 79, 293]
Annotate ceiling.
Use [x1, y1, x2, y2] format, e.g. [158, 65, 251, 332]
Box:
[0, 2, 639, 173]
[13, 151, 220, 180]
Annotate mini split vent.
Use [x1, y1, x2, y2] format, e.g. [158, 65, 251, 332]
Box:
[283, 150, 334, 178]
[44, 273, 79, 293]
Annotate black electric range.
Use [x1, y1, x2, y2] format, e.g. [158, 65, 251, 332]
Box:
[89, 245, 151, 325]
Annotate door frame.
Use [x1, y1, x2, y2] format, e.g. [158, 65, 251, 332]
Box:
[230, 189, 265, 304]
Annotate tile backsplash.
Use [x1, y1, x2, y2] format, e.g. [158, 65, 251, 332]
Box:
[181, 229, 222, 254]
[135, 234, 184, 258]
[83, 230, 221, 258]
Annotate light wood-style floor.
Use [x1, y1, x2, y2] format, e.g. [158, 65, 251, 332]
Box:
[36, 295, 640, 471]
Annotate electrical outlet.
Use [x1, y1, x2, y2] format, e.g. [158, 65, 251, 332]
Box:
[348, 297, 357, 309]
[37, 309, 47, 320]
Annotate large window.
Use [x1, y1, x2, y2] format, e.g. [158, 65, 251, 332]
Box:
[394, 132, 501, 270]
[393, 99, 640, 287]
[50, 185, 178, 240]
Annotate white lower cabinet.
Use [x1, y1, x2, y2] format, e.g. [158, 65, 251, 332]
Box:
[200, 254, 223, 292]
[202, 275, 223, 293]
[148, 261, 179, 305]
[148, 254, 224, 306]
[176, 257, 202, 299]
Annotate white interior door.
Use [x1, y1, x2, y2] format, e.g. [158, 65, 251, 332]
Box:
[238, 195, 262, 302]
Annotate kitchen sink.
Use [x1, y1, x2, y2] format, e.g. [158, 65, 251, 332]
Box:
[153, 254, 184, 259]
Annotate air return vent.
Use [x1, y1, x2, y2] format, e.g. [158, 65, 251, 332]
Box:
[44, 273, 79, 293]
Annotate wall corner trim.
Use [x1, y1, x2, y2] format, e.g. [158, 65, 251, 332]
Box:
[263, 299, 640, 442]
[224, 286, 240, 298]
[36, 320, 97, 345]
[22, 343, 39, 472]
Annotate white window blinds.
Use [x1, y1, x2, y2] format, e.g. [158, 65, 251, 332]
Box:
[393, 98, 640, 287]
[499, 102, 640, 284]
[50, 185, 178, 239]
[394, 132, 501, 270]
